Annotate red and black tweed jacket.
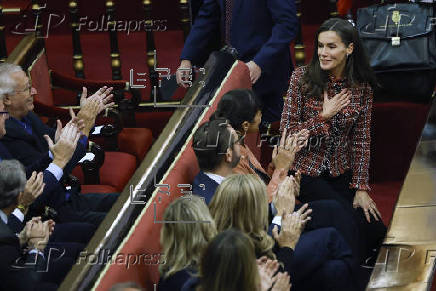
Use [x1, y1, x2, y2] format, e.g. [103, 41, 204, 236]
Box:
[280, 66, 373, 191]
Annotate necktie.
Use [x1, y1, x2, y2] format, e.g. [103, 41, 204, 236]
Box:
[225, 0, 233, 45]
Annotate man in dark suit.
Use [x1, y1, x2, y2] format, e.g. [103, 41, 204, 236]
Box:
[0, 159, 56, 291]
[176, 0, 298, 122]
[0, 63, 114, 178]
[0, 63, 118, 227]
[191, 118, 241, 203]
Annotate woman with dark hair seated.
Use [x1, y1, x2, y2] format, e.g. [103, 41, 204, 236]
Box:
[182, 229, 291, 291]
[211, 88, 308, 202]
[209, 174, 356, 290]
[279, 17, 386, 263]
[158, 196, 216, 291]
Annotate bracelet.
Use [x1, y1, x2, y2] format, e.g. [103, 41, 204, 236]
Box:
[17, 204, 27, 212]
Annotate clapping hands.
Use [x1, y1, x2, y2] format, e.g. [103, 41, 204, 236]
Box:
[257, 256, 292, 291]
[19, 217, 51, 251]
[272, 204, 312, 250]
[77, 86, 115, 136]
[18, 172, 45, 213]
[272, 128, 309, 172]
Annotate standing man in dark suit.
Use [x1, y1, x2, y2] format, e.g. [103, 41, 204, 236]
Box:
[176, 0, 298, 122]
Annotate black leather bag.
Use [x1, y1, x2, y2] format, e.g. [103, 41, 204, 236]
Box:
[357, 2, 436, 101]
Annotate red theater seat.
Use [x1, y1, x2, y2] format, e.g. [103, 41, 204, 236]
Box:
[118, 128, 153, 164]
[95, 60, 252, 291]
[81, 184, 118, 194]
[72, 151, 137, 193]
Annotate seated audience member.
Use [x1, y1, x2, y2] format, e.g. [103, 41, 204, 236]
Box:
[0, 160, 95, 286]
[109, 281, 144, 291]
[0, 63, 114, 176]
[210, 174, 356, 291]
[279, 18, 386, 263]
[159, 195, 216, 291]
[0, 63, 118, 227]
[211, 88, 309, 201]
[182, 229, 291, 291]
[191, 118, 241, 204]
[211, 89, 362, 266]
[0, 160, 54, 291]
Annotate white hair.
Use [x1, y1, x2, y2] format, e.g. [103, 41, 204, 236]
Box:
[0, 63, 23, 100]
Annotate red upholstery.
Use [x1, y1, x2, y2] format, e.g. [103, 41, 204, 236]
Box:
[91, 128, 154, 164]
[369, 102, 430, 183]
[118, 128, 153, 164]
[29, 52, 55, 107]
[135, 111, 174, 139]
[72, 152, 137, 192]
[81, 185, 118, 194]
[95, 61, 252, 291]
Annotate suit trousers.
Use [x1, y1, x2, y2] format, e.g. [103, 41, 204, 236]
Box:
[57, 193, 119, 227]
[299, 171, 387, 263]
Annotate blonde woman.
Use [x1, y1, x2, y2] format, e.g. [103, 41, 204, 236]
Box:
[158, 196, 216, 291]
[182, 229, 291, 291]
[210, 174, 357, 291]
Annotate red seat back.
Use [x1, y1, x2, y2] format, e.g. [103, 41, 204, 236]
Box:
[28, 51, 55, 107]
[369, 102, 431, 183]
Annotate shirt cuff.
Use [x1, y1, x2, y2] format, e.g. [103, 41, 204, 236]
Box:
[46, 163, 64, 181]
[12, 208, 25, 222]
[28, 248, 45, 259]
[272, 216, 282, 226]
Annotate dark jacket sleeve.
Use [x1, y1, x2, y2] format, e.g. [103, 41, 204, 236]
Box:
[274, 245, 294, 271]
[252, 0, 298, 74]
[0, 244, 45, 291]
[7, 215, 24, 234]
[180, 0, 221, 64]
[24, 153, 52, 178]
[30, 112, 86, 177]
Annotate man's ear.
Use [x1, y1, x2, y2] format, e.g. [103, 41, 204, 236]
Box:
[3, 94, 12, 107]
[225, 147, 233, 163]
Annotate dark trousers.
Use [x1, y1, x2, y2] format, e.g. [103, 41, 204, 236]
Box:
[50, 222, 96, 244]
[42, 242, 84, 284]
[299, 171, 387, 263]
[290, 227, 356, 291]
[57, 193, 119, 227]
[302, 200, 361, 268]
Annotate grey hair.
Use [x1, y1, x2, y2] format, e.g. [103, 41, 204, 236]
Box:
[0, 160, 26, 209]
[0, 63, 22, 100]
